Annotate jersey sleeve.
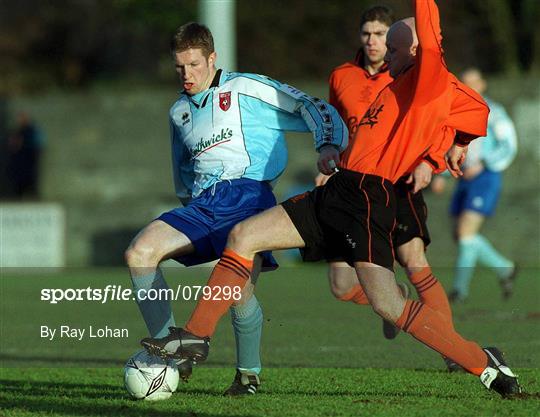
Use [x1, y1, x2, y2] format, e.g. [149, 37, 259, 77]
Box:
[446, 82, 489, 146]
[169, 115, 193, 205]
[482, 103, 518, 172]
[421, 126, 456, 173]
[413, 0, 449, 106]
[240, 74, 348, 152]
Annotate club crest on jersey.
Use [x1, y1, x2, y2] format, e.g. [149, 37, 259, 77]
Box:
[219, 92, 231, 111]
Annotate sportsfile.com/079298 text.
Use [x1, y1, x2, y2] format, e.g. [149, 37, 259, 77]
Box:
[40, 285, 242, 304]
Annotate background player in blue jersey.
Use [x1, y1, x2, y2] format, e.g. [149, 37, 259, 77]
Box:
[432, 68, 518, 303]
[124, 22, 347, 395]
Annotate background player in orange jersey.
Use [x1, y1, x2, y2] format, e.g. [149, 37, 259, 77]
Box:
[142, 0, 522, 398]
[319, 5, 453, 344]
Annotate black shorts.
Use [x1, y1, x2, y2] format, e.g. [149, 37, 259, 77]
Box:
[281, 170, 396, 271]
[393, 177, 431, 248]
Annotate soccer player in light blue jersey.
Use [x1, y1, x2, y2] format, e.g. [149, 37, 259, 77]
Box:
[124, 22, 347, 395]
[432, 68, 518, 303]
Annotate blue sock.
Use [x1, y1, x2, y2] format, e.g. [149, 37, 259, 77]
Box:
[453, 236, 480, 297]
[230, 295, 263, 374]
[131, 268, 175, 338]
[474, 234, 514, 279]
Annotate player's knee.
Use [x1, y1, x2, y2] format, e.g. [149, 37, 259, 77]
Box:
[397, 239, 427, 269]
[125, 241, 160, 269]
[329, 276, 354, 300]
[400, 250, 427, 269]
[227, 221, 252, 252]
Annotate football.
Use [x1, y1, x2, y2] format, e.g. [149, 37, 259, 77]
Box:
[124, 350, 180, 401]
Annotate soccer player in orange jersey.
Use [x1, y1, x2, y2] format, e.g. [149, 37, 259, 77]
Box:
[321, 7, 490, 354]
[142, 0, 522, 397]
[321, 5, 452, 342]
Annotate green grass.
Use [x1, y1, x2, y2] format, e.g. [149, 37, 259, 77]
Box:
[2, 368, 539, 417]
[1, 266, 539, 416]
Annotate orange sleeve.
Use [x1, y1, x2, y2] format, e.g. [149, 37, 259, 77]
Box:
[446, 82, 489, 145]
[422, 80, 489, 169]
[422, 127, 455, 173]
[413, 0, 449, 105]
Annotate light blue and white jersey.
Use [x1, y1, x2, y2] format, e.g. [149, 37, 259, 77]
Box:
[463, 97, 517, 172]
[169, 70, 348, 199]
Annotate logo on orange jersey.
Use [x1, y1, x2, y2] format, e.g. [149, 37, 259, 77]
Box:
[359, 104, 384, 128]
[359, 85, 373, 103]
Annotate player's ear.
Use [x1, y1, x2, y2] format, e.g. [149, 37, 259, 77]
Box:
[208, 51, 217, 66]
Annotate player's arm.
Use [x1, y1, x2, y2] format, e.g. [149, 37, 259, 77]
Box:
[447, 82, 490, 147]
[169, 115, 193, 205]
[421, 126, 456, 175]
[239, 74, 348, 153]
[413, 0, 448, 105]
[482, 104, 518, 172]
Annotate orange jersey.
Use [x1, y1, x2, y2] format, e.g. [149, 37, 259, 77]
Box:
[421, 75, 489, 173]
[329, 54, 392, 141]
[341, 0, 488, 182]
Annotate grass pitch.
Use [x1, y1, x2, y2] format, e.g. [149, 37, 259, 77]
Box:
[1, 266, 539, 416]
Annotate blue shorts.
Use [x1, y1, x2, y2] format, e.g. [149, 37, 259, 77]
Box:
[158, 179, 278, 269]
[450, 170, 502, 217]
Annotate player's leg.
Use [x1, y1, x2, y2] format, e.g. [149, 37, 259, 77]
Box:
[225, 255, 263, 395]
[468, 172, 515, 288]
[451, 171, 516, 301]
[348, 174, 519, 396]
[390, 182, 451, 336]
[185, 204, 305, 338]
[397, 238, 462, 370]
[327, 260, 410, 339]
[397, 238, 451, 323]
[125, 219, 195, 338]
[450, 209, 485, 301]
[140, 203, 306, 361]
[354, 262, 520, 396]
[328, 261, 369, 304]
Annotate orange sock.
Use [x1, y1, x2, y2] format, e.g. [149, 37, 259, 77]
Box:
[185, 248, 252, 337]
[408, 267, 452, 324]
[396, 299, 487, 375]
[338, 284, 369, 305]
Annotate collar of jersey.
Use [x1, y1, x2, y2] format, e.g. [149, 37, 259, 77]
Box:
[353, 49, 389, 78]
[184, 69, 226, 106]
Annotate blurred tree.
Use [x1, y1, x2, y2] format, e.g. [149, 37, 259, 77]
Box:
[477, 0, 519, 74]
[0, 0, 196, 93]
[517, 0, 540, 72]
[0, 0, 537, 93]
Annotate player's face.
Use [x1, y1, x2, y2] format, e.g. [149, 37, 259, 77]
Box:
[360, 20, 389, 66]
[384, 31, 415, 78]
[175, 48, 217, 95]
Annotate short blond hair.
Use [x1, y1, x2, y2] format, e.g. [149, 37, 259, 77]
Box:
[172, 22, 214, 58]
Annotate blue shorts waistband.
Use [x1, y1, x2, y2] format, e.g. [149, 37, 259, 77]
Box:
[201, 178, 269, 194]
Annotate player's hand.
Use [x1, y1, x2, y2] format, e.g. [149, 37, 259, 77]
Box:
[430, 176, 446, 194]
[314, 172, 332, 186]
[445, 144, 468, 178]
[317, 145, 340, 175]
[462, 162, 484, 180]
[406, 161, 433, 193]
